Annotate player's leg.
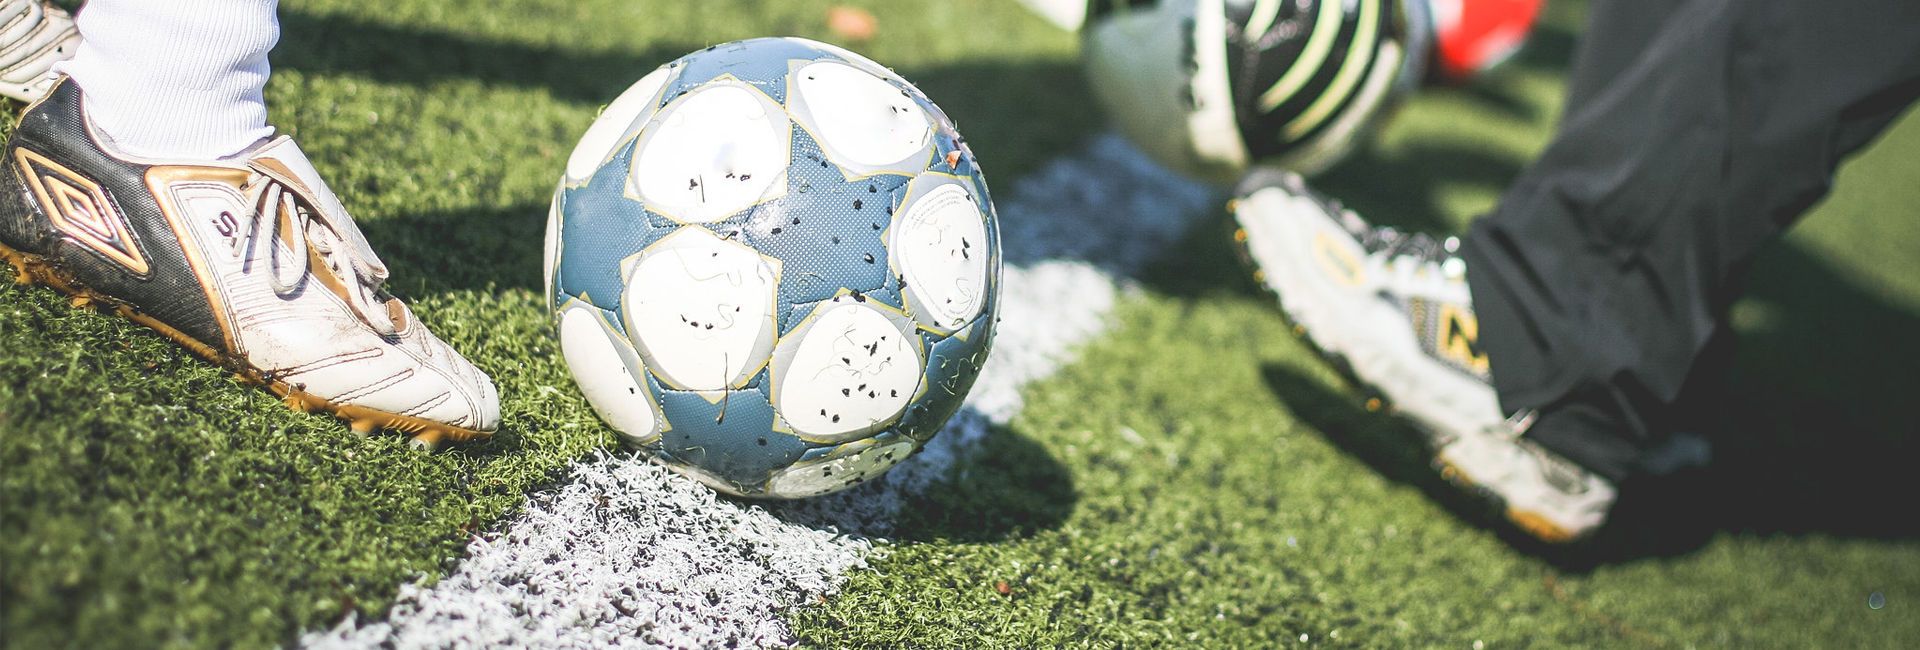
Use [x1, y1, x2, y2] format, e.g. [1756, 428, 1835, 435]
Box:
[1558, 0, 1685, 113]
[1229, 0, 1721, 543]
[0, 0, 79, 102]
[1237, 0, 1920, 542]
[0, 0, 501, 443]
[1463, 0, 1920, 482]
[53, 0, 277, 159]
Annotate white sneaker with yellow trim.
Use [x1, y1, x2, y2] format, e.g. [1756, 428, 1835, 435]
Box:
[0, 0, 79, 103]
[0, 78, 499, 445]
[1231, 168, 1613, 542]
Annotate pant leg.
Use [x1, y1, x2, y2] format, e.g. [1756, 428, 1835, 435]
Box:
[1461, 0, 1920, 481]
[1560, 0, 1688, 114]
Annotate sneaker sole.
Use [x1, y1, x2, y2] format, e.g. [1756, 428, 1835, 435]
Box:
[1, 241, 488, 449]
[1228, 215, 1584, 543]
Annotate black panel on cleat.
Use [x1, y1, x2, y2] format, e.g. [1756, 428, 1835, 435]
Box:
[0, 79, 230, 352]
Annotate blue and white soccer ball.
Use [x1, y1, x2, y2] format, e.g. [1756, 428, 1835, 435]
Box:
[543, 38, 1001, 498]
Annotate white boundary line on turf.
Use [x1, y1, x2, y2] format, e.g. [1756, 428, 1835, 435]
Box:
[300, 133, 1219, 650]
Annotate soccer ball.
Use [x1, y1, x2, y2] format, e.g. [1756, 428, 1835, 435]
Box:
[543, 38, 1001, 498]
[1082, 0, 1428, 181]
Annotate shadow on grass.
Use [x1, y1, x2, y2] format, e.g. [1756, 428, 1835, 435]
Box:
[1259, 239, 1920, 570]
[771, 421, 1078, 544]
[1695, 242, 1920, 541]
[272, 7, 1099, 183]
[1258, 364, 1541, 541]
[273, 10, 689, 106]
[356, 203, 548, 297]
[886, 424, 1077, 544]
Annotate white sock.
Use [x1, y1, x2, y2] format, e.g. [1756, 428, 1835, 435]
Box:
[53, 0, 280, 160]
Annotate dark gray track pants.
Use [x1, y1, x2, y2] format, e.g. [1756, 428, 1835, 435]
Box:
[1461, 0, 1920, 481]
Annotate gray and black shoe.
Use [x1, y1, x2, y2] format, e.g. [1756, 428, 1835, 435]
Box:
[1231, 168, 1615, 542]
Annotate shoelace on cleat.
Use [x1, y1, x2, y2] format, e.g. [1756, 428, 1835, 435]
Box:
[1349, 217, 1464, 273]
[1520, 439, 1593, 495]
[1308, 185, 1467, 281]
[236, 172, 398, 336]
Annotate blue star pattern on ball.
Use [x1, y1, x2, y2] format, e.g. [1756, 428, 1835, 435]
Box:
[543, 37, 1001, 498]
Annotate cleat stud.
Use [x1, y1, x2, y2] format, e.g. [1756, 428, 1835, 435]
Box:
[1232, 229, 1247, 242]
[348, 418, 379, 435]
[1252, 270, 1266, 282]
[1292, 324, 1306, 336]
[1364, 398, 1382, 411]
[410, 429, 446, 451]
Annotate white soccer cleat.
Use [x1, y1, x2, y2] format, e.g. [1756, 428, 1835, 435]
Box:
[0, 78, 499, 445]
[1231, 168, 1614, 542]
[0, 0, 79, 103]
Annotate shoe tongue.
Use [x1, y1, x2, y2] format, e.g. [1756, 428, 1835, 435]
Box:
[247, 136, 391, 282]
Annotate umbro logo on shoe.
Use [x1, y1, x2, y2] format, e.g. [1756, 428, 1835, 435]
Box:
[15, 147, 150, 274]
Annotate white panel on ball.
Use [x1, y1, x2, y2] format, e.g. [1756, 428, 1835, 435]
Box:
[543, 188, 562, 308]
[792, 60, 932, 168]
[796, 38, 896, 83]
[622, 226, 781, 391]
[773, 296, 922, 441]
[564, 65, 674, 183]
[559, 305, 661, 443]
[630, 84, 788, 223]
[891, 180, 990, 333]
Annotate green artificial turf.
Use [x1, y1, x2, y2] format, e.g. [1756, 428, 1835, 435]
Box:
[0, 1, 1087, 648]
[5, 1, 1918, 649]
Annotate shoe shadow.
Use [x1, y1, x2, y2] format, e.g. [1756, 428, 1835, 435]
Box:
[1689, 242, 1920, 542]
[1257, 364, 1561, 545]
[354, 203, 548, 297]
